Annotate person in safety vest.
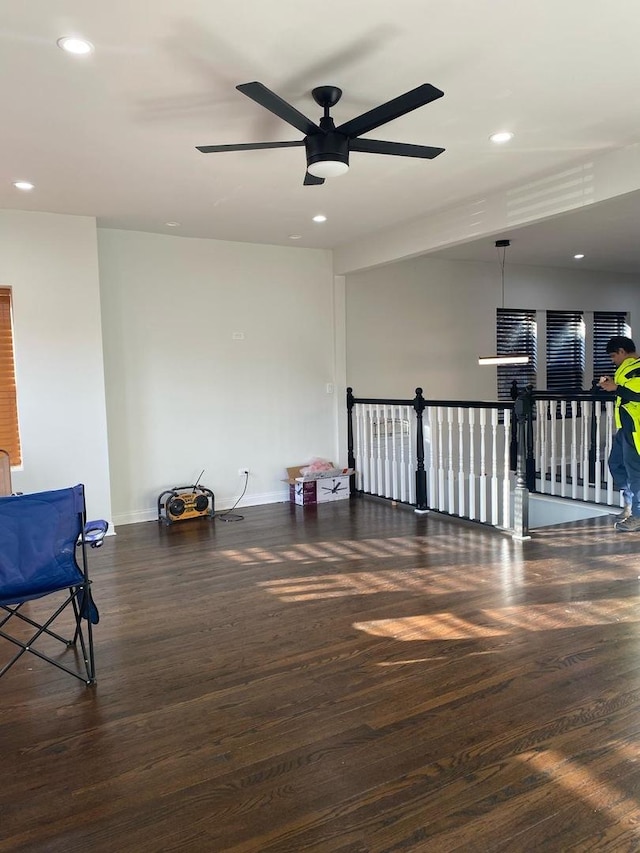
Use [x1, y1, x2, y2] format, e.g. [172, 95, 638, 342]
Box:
[598, 335, 640, 532]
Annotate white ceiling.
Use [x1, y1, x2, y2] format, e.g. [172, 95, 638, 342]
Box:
[431, 191, 640, 275]
[3, 0, 640, 269]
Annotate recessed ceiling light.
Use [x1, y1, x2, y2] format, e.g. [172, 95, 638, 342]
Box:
[288, 234, 302, 240]
[574, 253, 585, 259]
[165, 222, 181, 227]
[489, 131, 514, 144]
[12, 181, 34, 191]
[312, 215, 327, 223]
[57, 36, 94, 55]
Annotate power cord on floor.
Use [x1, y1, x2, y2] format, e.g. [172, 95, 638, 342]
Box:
[216, 471, 248, 522]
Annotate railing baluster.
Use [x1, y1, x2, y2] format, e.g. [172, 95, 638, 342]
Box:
[560, 401, 567, 497]
[502, 407, 511, 529]
[594, 402, 602, 504]
[549, 399, 556, 496]
[605, 400, 615, 505]
[468, 408, 476, 520]
[447, 408, 455, 513]
[361, 405, 367, 492]
[426, 406, 436, 511]
[479, 408, 487, 523]
[490, 408, 499, 525]
[354, 404, 362, 492]
[375, 403, 383, 496]
[402, 405, 409, 501]
[582, 404, 590, 501]
[435, 407, 444, 510]
[539, 400, 548, 495]
[571, 400, 578, 500]
[367, 404, 375, 494]
[382, 404, 393, 498]
[458, 407, 465, 518]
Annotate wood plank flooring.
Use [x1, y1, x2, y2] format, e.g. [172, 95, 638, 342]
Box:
[2, 499, 640, 852]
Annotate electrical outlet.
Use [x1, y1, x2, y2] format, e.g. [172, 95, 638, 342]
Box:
[238, 468, 249, 476]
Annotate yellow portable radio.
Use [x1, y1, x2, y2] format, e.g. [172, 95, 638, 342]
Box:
[157, 471, 215, 525]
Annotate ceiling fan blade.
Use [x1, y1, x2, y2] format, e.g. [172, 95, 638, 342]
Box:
[336, 84, 444, 139]
[196, 140, 304, 153]
[236, 82, 321, 136]
[350, 139, 445, 159]
[304, 172, 325, 186]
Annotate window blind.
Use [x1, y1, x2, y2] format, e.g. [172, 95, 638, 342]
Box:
[546, 310, 585, 391]
[593, 311, 631, 380]
[496, 308, 537, 399]
[0, 288, 21, 465]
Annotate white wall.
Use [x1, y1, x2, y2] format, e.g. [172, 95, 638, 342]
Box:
[0, 210, 112, 523]
[346, 255, 640, 400]
[6, 211, 637, 529]
[97, 229, 340, 525]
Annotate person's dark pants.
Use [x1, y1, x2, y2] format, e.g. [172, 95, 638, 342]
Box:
[608, 429, 640, 517]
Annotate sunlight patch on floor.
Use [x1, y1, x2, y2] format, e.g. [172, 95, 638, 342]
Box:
[220, 533, 510, 567]
[520, 747, 640, 836]
[258, 567, 489, 600]
[354, 600, 640, 641]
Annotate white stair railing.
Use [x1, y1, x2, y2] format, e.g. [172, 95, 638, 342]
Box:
[347, 387, 621, 539]
[350, 395, 516, 532]
[529, 392, 617, 505]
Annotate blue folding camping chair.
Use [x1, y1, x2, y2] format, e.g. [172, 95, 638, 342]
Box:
[0, 484, 107, 685]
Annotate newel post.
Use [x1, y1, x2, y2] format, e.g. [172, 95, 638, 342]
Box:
[513, 389, 532, 540]
[524, 386, 536, 491]
[509, 379, 519, 471]
[412, 387, 428, 512]
[346, 387, 356, 497]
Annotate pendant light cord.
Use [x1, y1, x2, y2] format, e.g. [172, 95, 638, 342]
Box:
[497, 245, 507, 309]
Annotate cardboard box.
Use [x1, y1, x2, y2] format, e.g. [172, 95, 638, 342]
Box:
[285, 465, 349, 482]
[290, 480, 318, 506]
[314, 475, 350, 502]
[285, 464, 354, 506]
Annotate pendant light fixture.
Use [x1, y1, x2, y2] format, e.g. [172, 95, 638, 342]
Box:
[478, 238, 530, 366]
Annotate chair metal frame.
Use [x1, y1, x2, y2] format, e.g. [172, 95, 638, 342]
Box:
[0, 484, 105, 686]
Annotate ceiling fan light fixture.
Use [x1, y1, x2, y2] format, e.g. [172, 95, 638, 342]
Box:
[305, 131, 350, 179]
[306, 159, 349, 179]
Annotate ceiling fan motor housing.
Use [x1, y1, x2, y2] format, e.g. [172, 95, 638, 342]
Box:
[305, 132, 350, 174]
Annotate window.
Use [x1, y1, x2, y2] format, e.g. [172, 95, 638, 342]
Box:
[496, 308, 537, 399]
[593, 311, 631, 380]
[546, 310, 585, 391]
[0, 288, 21, 465]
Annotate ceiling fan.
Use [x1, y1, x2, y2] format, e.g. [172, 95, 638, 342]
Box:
[196, 81, 445, 185]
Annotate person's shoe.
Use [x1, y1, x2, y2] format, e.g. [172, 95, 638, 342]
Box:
[615, 516, 640, 533]
[614, 504, 632, 521]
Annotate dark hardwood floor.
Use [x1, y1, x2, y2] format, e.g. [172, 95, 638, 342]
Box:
[2, 499, 640, 852]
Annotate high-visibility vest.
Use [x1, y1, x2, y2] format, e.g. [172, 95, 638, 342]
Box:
[614, 356, 640, 452]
